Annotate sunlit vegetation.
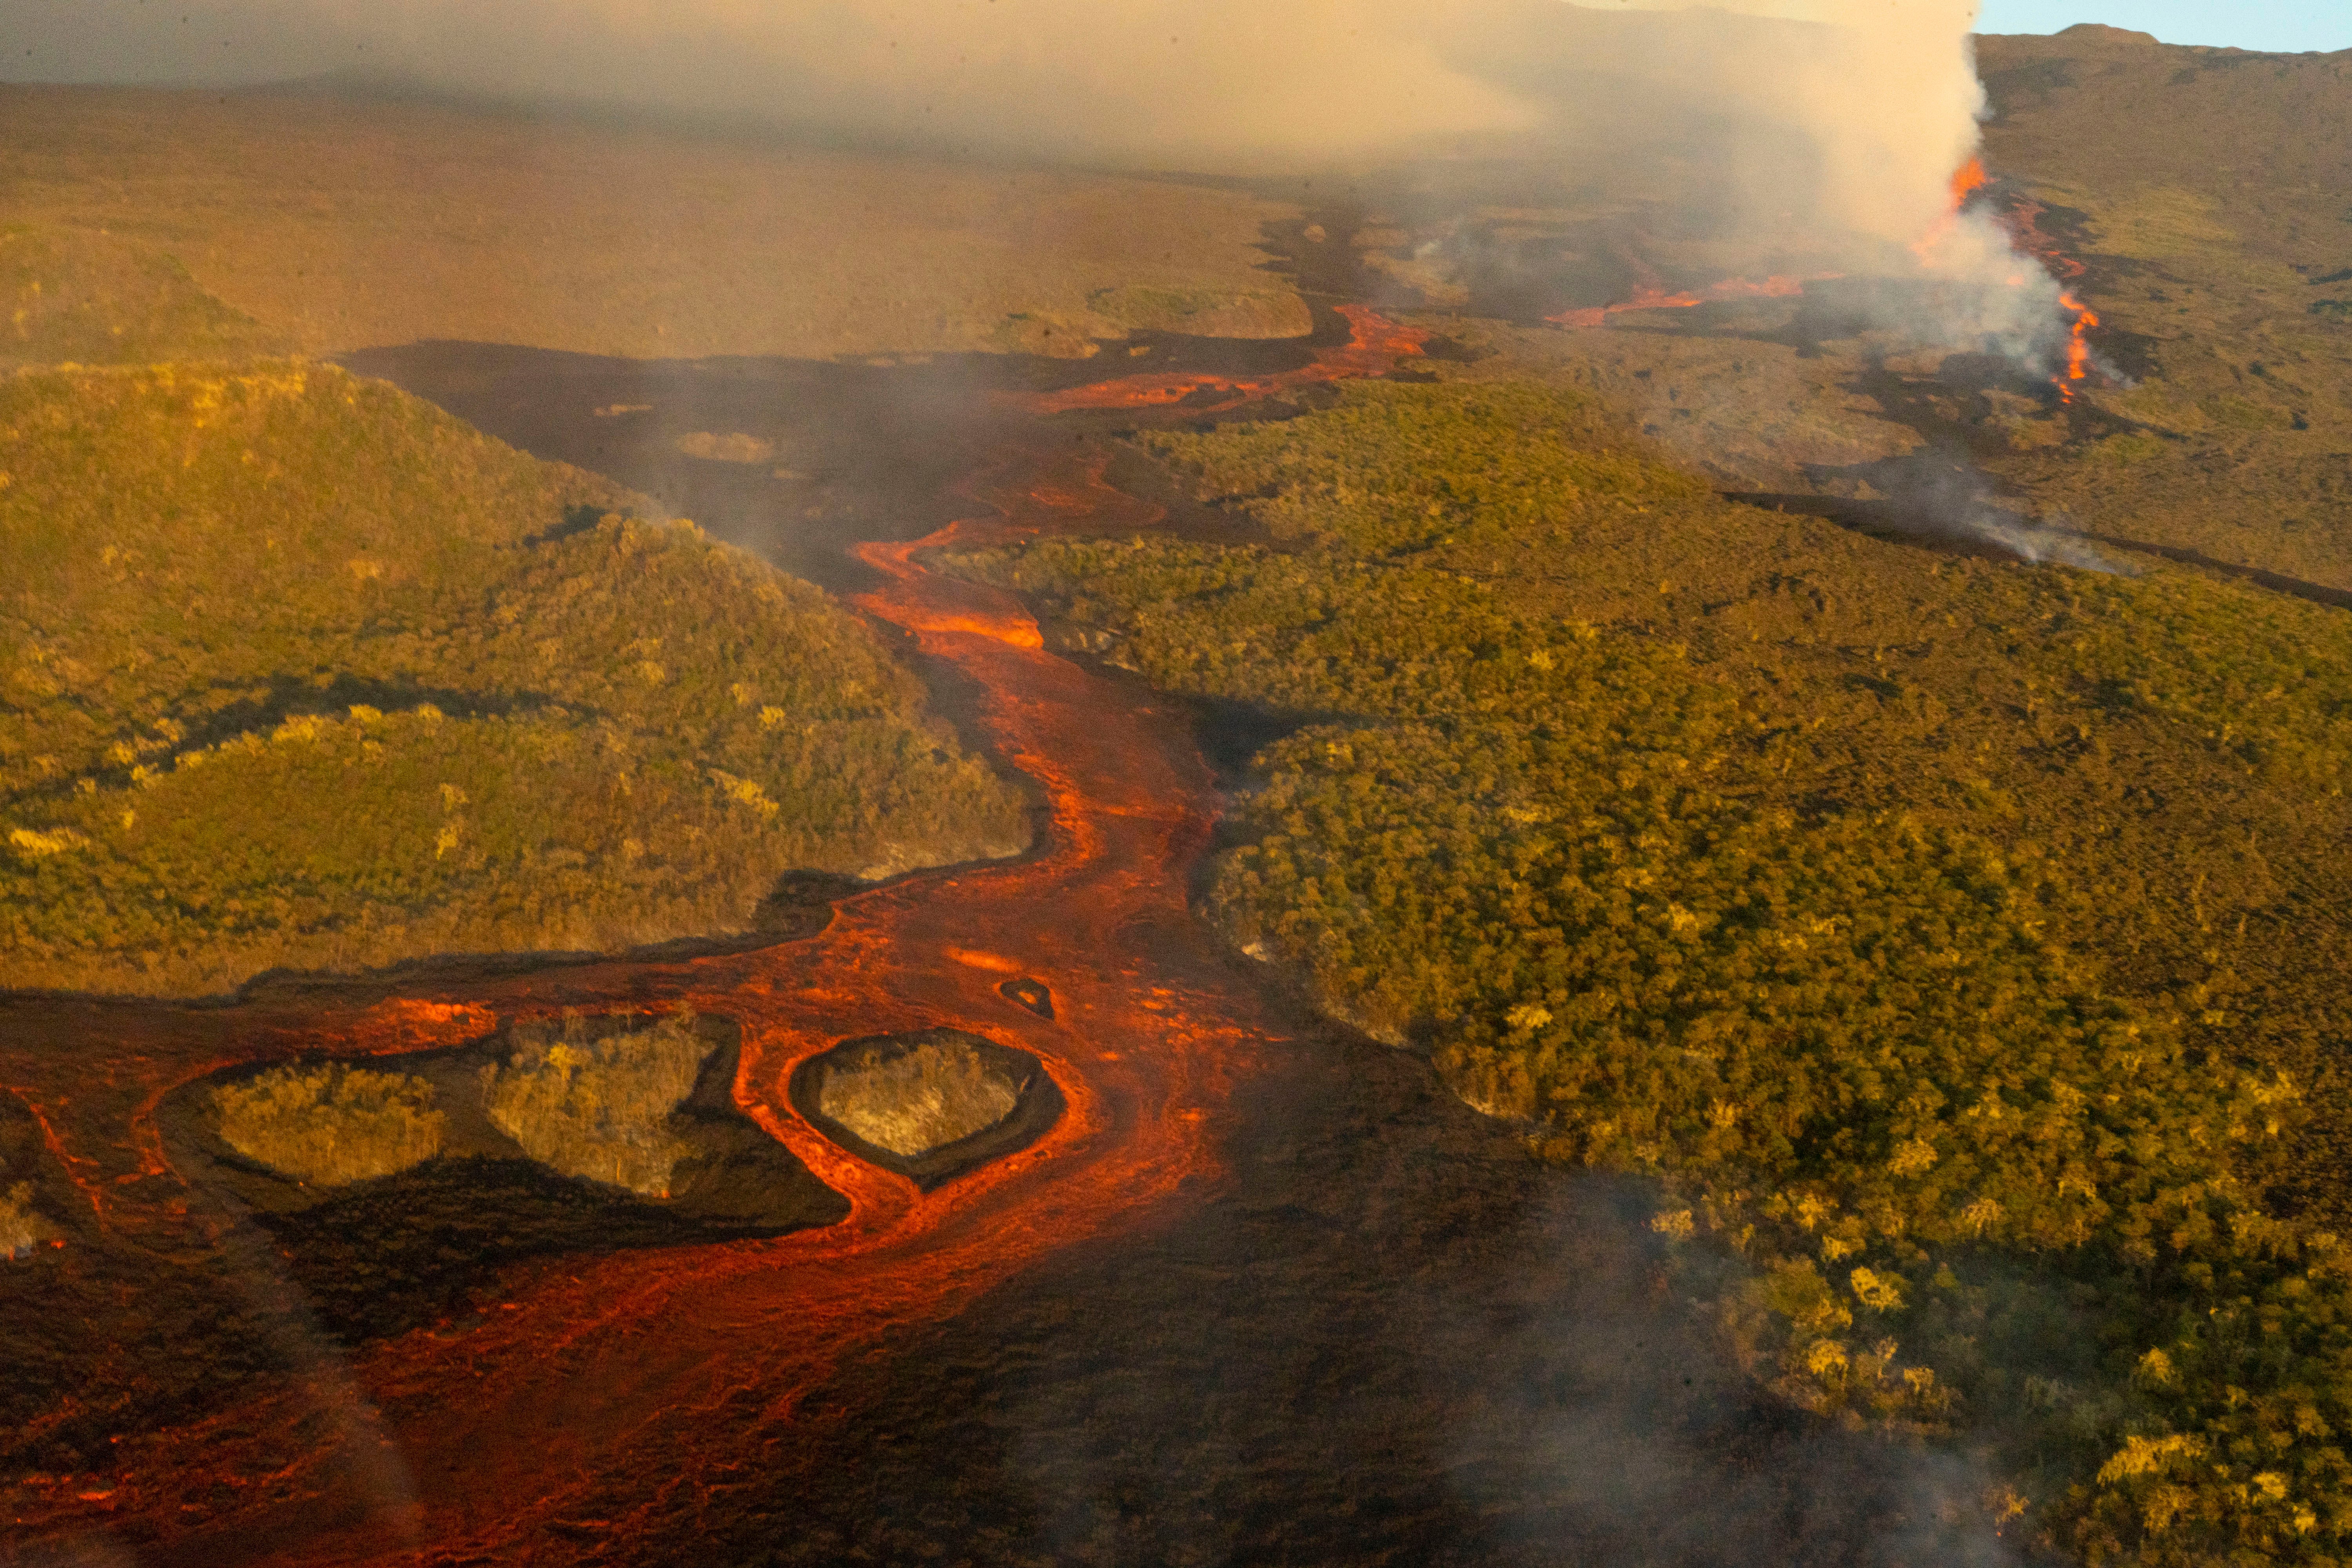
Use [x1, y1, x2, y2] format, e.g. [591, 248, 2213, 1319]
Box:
[211, 1063, 446, 1186]
[0, 350, 1029, 995]
[814, 1032, 1025, 1158]
[944, 379, 2352, 1564]
[0, 1182, 45, 1257]
[1, 226, 289, 370]
[483, 1014, 709, 1197]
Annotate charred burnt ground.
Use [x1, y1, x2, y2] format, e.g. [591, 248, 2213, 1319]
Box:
[340, 194, 1484, 601]
[339, 311, 1359, 599]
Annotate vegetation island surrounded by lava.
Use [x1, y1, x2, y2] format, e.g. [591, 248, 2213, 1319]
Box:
[3, 9, 2351, 1567]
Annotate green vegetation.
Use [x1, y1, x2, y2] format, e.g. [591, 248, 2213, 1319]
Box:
[483, 1014, 709, 1197]
[2, 227, 287, 370]
[211, 1063, 446, 1186]
[0, 346, 1028, 995]
[0, 1181, 45, 1256]
[814, 1033, 1024, 1157]
[945, 379, 2352, 1564]
[1085, 285, 1311, 339]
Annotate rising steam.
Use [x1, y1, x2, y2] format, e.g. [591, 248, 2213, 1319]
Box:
[14, 0, 2076, 365]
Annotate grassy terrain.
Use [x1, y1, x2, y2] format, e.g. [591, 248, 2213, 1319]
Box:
[944, 379, 2352, 1564]
[2, 225, 290, 369]
[0, 245, 1029, 996]
[0, 84, 1308, 362]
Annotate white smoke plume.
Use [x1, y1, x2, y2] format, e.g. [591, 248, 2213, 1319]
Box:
[12, 0, 2069, 359]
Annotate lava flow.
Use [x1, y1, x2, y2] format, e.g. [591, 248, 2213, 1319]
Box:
[1906, 154, 1991, 269]
[1544, 269, 1822, 330]
[2053, 290, 2100, 402]
[1991, 186, 2103, 404]
[1016, 303, 1428, 414]
[0, 318, 1429, 1565]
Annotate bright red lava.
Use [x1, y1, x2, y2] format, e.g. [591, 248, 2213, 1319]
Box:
[1548, 166, 2104, 407]
[1988, 187, 2104, 403]
[1, 314, 1428, 1564]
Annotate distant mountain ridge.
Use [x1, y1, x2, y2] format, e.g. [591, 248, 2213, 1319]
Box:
[1969, 24, 2352, 594]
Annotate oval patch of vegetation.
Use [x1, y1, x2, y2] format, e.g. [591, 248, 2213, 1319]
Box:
[211, 1063, 446, 1186]
[792, 1028, 1062, 1190]
[165, 1012, 850, 1347]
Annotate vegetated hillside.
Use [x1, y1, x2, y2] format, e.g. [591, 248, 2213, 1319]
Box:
[2, 225, 291, 368]
[0, 350, 1028, 997]
[1975, 24, 2352, 591]
[0, 84, 1309, 362]
[943, 379, 2352, 1564]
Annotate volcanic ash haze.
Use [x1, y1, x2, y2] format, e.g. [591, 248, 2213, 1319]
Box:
[42, 2, 1981, 232]
[29, 0, 2072, 358]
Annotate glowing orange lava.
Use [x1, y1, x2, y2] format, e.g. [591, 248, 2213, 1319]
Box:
[1994, 189, 2103, 404]
[1907, 154, 1994, 270]
[2055, 290, 2100, 403]
[1, 316, 1430, 1564]
[1544, 242, 1832, 331]
[1016, 304, 1428, 414]
[1948, 156, 1989, 208]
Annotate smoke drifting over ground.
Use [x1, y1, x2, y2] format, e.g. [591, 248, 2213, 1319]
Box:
[15, 1, 2067, 359]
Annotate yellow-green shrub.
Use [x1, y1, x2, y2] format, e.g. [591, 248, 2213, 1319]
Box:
[211, 1063, 445, 1185]
[949, 379, 2352, 1564]
[483, 1016, 708, 1197]
[815, 1035, 1022, 1157]
[1, 1181, 46, 1256]
[0, 356, 1028, 995]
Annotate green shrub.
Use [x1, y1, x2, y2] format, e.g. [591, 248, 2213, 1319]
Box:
[0, 1181, 46, 1256]
[0, 225, 288, 368]
[947, 379, 2352, 1563]
[211, 1063, 445, 1185]
[483, 1015, 708, 1196]
[814, 1034, 1022, 1157]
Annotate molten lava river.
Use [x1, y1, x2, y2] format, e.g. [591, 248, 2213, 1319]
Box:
[4, 309, 1975, 1568]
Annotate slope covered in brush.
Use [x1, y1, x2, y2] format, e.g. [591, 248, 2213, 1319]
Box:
[2, 226, 291, 370]
[0, 359, 1027, 995]
[942, 378, 2352, 1564]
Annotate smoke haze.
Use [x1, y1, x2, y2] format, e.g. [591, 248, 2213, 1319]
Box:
[10, 0, 2068, 358]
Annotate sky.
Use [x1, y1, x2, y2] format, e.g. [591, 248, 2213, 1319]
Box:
[1974, 0, 2352, 51]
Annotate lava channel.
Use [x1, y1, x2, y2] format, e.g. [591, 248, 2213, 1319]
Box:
[2, 316, 1429, 1565]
